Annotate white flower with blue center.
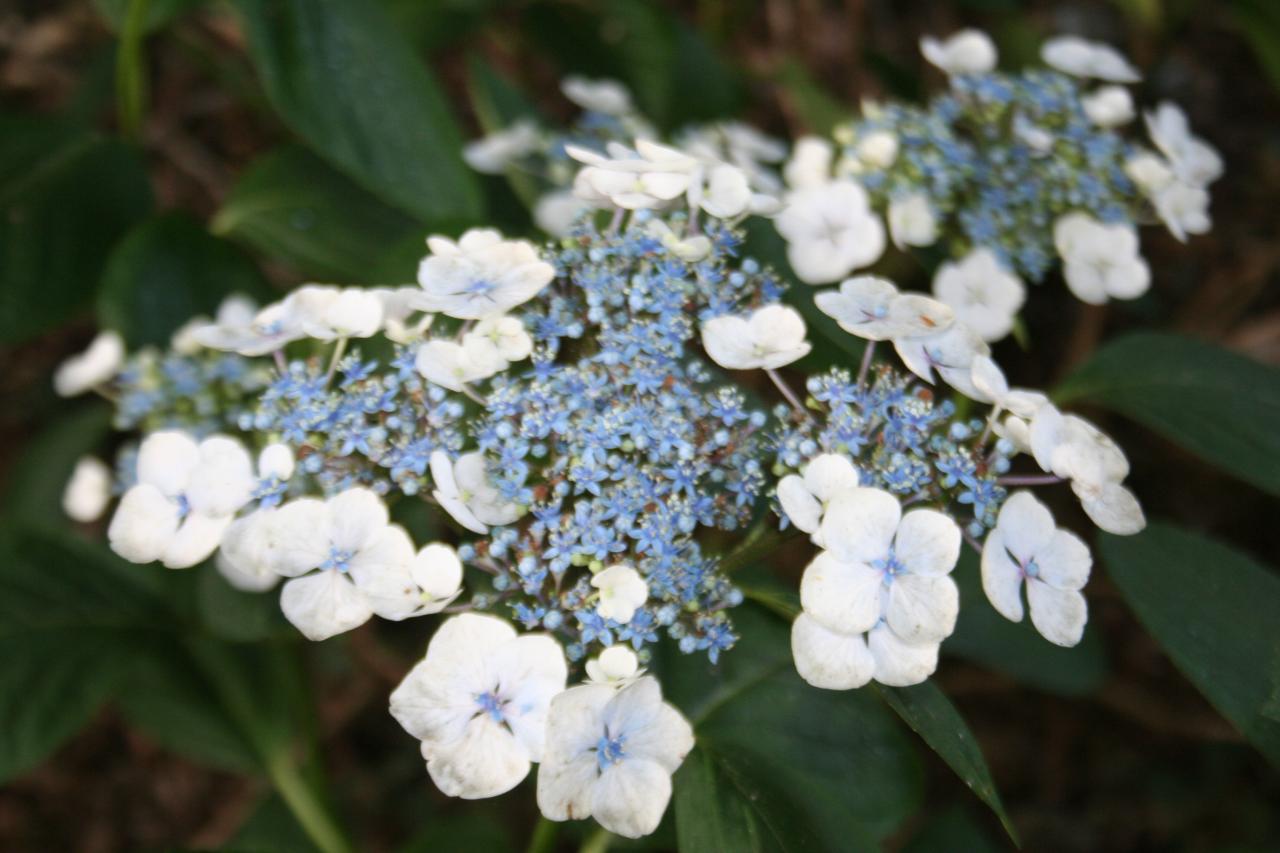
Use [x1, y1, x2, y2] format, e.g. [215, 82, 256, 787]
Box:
[415, 335, 508, 391]
[982, 491, 1092, 647]
[54, 330, 124, 397]
[894, 320, 991, 400]
[591, 564, 649, 624]
[1041, 36, 1141, 83]
[108, 431, 254, 569]
[776, 453, 860, 536]
[774, 180, 886, 284]
[390, 613, 567, 799]
[815, 275, 953, 341]
[536, 676, 694, 839]
[930, 248, 1025, 343]
[430, 450, 523, 535]
[471, 314, 533, 363]
[414, 229, 555, 320]
[63, 455, 112, 523]
[792, 487, 961, 689]
[568, 140, 697, 211]
[920, 29, 998, 76]
[700, 304, 811, 371]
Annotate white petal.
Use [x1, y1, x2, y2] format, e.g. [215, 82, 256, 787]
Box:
[1077, 480, 1146, 535]
[136, 431, 200, 495]
[790, 613, 874, 690]
[886, 574, 959, 644]
[347, 525, 419, 620]
[411, 542, 465, 600]
[996, 491, 1056, 560]
[267, 498, 330, 576]
[777, 475, 821, 533]
[820, 487, 901, 564]
[108, 484, 180, 564]
[868, 623, 940, 687]
[327, 488, 389, 554]
[799, 551, 883, 635]
[701, 315, 757, 369]
[536, 751, 600, 822]
[1037, 529, 1092, 591]
[161, 512, 233, 569]
[592, 759, 672, 839]
[187, 436, 254, 517]
[279, 569, 374, 641]
[802, 454, 859, 502]
[426, 716, 531, 799]
[1027, 582, 1088, 647]
[486, 635, 568, 761]
[980, 529, 1026, 623]
[63, 456, 112, 522]
[893, 509, 960, 577]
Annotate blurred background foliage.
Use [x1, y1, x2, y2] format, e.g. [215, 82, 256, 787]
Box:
[1, 0, 1279, 851]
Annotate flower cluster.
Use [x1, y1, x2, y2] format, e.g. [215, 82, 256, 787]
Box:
[54, 63, 1158, 837]
[775, 29, 1221, 338]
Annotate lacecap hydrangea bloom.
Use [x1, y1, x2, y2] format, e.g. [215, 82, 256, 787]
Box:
[62, 110, 1146, 837]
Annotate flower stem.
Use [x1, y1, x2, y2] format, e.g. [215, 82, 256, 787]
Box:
[997, 474, 1064, 486]
[525, 816, 559, 853]
[765, 368, 806, 414]
[325, 336, 348, 383]
[265, 749, 352, 853]
[580, 825, 614, 853]
[857, 341, 876, 387]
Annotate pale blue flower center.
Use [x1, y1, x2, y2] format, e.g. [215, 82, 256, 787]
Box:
[595, 732, 627, 770]
[466, 278, 498, 296]
[476, 690, 506, 723]
[174, 493, 191, 520]
[872, 549, 907, 585]
[1023, 557, 1041, 579]
[322, 546, 354, 573]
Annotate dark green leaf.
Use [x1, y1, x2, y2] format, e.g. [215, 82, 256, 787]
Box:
[773, 60, 848, 136]
[1100, 523, 1280, 766]
[876, 681, 1017, 844]
[948, 548, 1109, 697]
[232, 0, 482, 224]
[666, 22, 742, 127]
[97, 213, 271, 348]
[197, 564, 287, 642]
[1, 404, 112, 527]
[902, 804, 1004, 853]
[212, 144, 422, 282]
[1055, 332, 1280, 496]
[667, 606, 922, 850]
[0, 117, 152, 343]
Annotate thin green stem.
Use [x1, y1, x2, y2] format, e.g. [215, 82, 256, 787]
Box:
[266, 752, 353, 853]
[115, 0, 151, 139]
[579, 825, 613, 853]
[525, 816, 559, 853]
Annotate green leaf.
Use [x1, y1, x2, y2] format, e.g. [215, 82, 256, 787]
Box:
[0, 117, 152, 343]
[232, 0, 482, 224]
[668, 606, 922, 850]
[97, 213, 271, 348]
[1100, 523, 1280, 766]
[947, 549, 1109, 697]
[876, 682, 1017, 845]
[666, 22, 742, 127]
[2, 404, 112, 527]
[1056, 332, 1280, 496]
[773, 60, 848, 136]
[114, 0, 151, 138]
[197, 565, 287, 642]
[902, 805, 1004, 853]
[213, 145, 422, 282]
[94, 0, 203, 33]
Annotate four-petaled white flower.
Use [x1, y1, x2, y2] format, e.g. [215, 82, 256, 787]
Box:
[561, 76, 634, 116]
[591, 564, 649, 624]
[195, 285, 382, 355]
[391, 614, 568, 799]
[1145, 102, 1223, 188]
[416, 336, 508, 391]
[1041, 36, 1140, 83]
[172, 294, 257, 355]
[700, 304, 811, 370]
[692, 162, 779, 219]
[894, 320, 992, 400]
[537, 676, 693, 839]
[1053, 213, 1151, 304]
[464, 119, 541, 174]
[888, 193, 938, 248]
[54, 330, 125, 397]
[982, 491, 1092, 647]
[930, 248, 1025, 342]
[109, 431, 254, 569]
[431, 450, 523, 535]
[783, 136, 834, 190]
[815, 275, 953, 341]
[568, 141, 696, 210]
[585, 645, 643, 687]
[63, 455, 113, 522]
[792, 487, 961, 689]
[776, 453, 860, 535]
[774, 180, 886, 284]
[1080, 85, 1135, 127]
[920, 29, 998, 76]
[415, 229, 555, 319]
[472, 314, 534, 363]
[1029, 404, 1146, 535]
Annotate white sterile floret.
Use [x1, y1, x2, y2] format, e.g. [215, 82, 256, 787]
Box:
[568, 141, 697, 210]
[1125, 151, 1175, 194]
[63, 456, 113, 522]
[585, 645, 642, 686]
[815, 275, 953, 342]
[1029, 404, 1146, 535]
[1041, 36, 1141, 83]
[537, 676, 693, 839]
[108, 431, 254, 569]
[888, 193, 938, 248]
[1144, 102, 1223, 188]
[783, 136, 834, 190]
[415, 229, 555, 319]
[855, 130, 899, 170]
[463, 119, 541, 174]
[217, 509, 282, 592]
[561, 76, 634, 116]
[894, 321, 991, 400]
[931, 248, 1025, 342]
[592, 564, 649, 624]
[792, 487, 962, 689]
[694, 162, 779, 219]
[920, 29, 998, 76]
[194, 285, 371, 355]
[776, 453, 860, 535]
[969, 355, 1049, 419]
[700, 304, 811, 370]
[323, 288, 385, 338]
[54, 330, 125, 397]
[1053, 213, 1151, 304]
[391, 613, 567, 799]
[535, 189, 592, 237]
[774, 180, 886, 284]
[415, 336, 508, 391]
[644, 219, 713, 262]
[430, 450, 522, 535]
[982, 492, 1093, 646]
[471, 314, 533, 362]
[1081, 85, 1135, 127]
[374, 287, 433, 344]
[257, 442, 295, 482]
[172, 294, 258, 355]
[1153, 181, 1212, 242]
